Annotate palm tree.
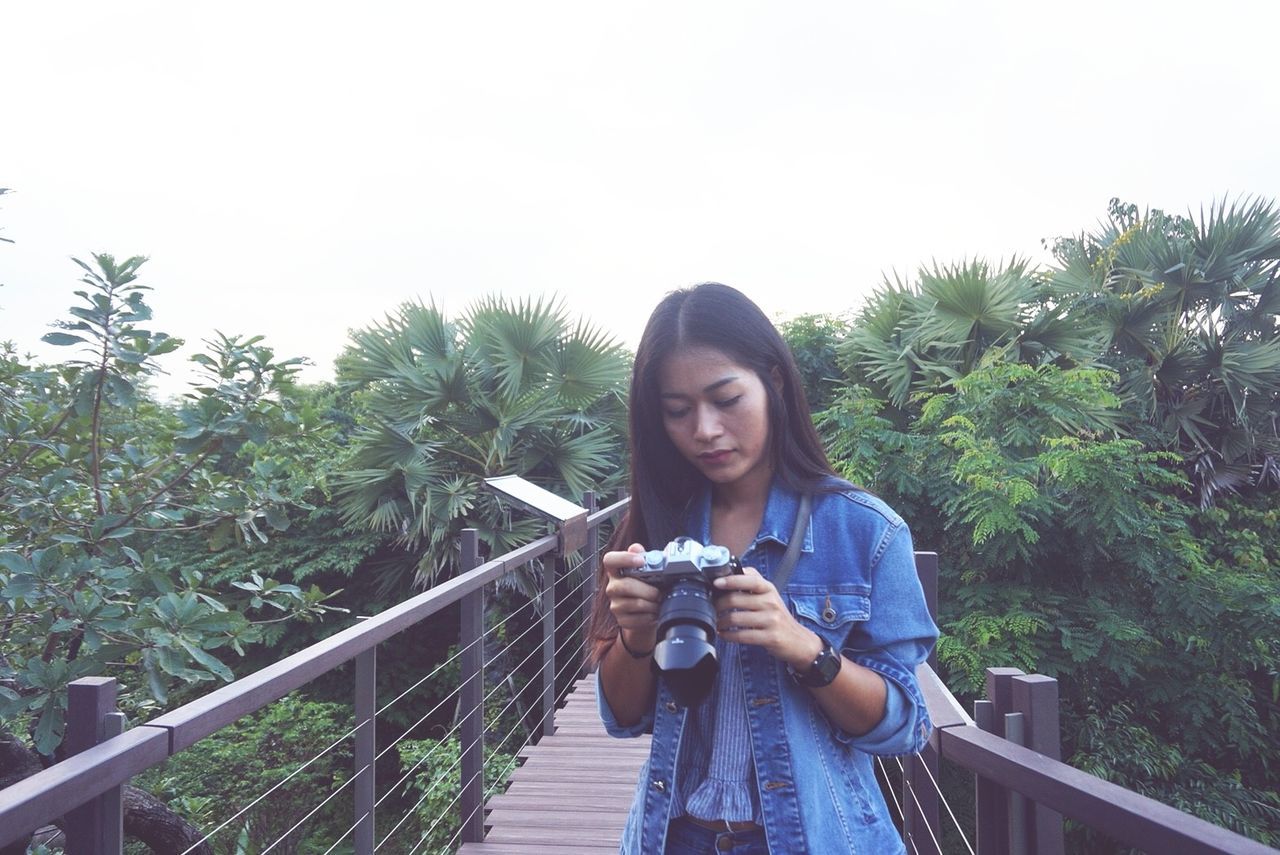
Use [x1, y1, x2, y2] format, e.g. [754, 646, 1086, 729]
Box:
[841, 259, 1101, 416]
[333, 295, 630, 591]
[1050, 197, 1280, 506]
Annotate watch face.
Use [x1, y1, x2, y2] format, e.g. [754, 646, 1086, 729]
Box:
[792, 642, 842, 688]
[811, 643, 842, 686]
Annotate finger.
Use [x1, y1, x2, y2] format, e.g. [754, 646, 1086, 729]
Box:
[606, 572, 662, 596]
[716, 608, 783, 631]
[603, 548, 646, 578]
[713, 567, 772, 594]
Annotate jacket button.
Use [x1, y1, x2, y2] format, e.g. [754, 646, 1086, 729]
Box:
[665, 701, 678, 713]
[652, 779, 666, 792]
[822, 607, 838, 623]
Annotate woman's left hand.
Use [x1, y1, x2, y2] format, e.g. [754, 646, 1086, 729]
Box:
[713, 566, 823, 670]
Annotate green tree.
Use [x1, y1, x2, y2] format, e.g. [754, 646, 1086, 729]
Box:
[778, 312, 849, 413]
[840, 259, 1102, 418]
[333, 295, 630, 592]
[1049, 197, 1280, 506]
[819, 359, 1280, 847]
[0, 255, 337, 850]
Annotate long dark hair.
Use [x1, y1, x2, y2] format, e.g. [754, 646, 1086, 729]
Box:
[586, 282, 845, 662]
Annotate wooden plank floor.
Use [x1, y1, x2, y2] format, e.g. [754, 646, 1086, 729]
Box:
[457, 676, 647, 854]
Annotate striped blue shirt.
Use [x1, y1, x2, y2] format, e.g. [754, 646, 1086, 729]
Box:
[673, 635, 762, 824]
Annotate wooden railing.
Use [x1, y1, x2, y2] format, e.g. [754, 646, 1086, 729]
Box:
[0, 494, 1275, 854]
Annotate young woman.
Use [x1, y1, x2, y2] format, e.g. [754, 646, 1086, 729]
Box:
[587, 283, 938, 855]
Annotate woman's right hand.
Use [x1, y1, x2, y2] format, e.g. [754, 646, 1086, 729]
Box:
[602, 543, 662, 650]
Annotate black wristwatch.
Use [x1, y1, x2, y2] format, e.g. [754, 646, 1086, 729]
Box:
[789, 640, 843, 688]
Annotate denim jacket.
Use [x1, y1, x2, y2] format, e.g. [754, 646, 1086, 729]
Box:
[597, 478, 939, 854]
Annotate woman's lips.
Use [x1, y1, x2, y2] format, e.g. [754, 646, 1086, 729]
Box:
[698, 450, 733, 465]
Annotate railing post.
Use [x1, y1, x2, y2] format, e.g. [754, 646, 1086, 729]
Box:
[65, 677, 122, 855]
[904, 552, 941, 854]
[975, 667, 1023, 855]
[1011, 674, 1064, 855]
[354, 647, 376, 855]
[1004, 712, 1028, 855]
[543, 551, 558, 738]
[580, 491, 598, 678]
[459, 528, 485, 844]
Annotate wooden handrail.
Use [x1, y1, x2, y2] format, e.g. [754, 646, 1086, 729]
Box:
[935, 724, 1275, 855]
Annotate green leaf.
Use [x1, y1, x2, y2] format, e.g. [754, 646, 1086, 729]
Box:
[42, 332, 87, 346]
[33, 698, 64, 755]
[2, 575, 38, 599]
[179, 640, 234, 681]
[263, 506, 291, 531]
[0, 552, 32, 574]
[51, 533, 88, 544]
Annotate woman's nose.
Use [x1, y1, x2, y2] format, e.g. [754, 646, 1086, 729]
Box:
[693, 406, 722, 441]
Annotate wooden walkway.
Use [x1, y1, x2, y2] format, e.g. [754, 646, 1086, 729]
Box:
[457, 676, 649, 854]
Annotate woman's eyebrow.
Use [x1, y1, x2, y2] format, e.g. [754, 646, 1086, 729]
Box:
[659, 376, 739, 399]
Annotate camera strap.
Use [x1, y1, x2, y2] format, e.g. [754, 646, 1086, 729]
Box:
[770, 492, 812, 592]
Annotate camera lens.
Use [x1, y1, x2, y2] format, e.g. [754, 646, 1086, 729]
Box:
[652, 579, 719, 707]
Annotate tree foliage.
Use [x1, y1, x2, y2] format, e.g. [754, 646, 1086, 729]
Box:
[333, 295, 630, 592]
[0, 255, 337, 760]
[840, 259, 1101, 416]
[1049, 197, 1280, 507]
[778, 312, 848, 413]
[820, 357, 1280, 846]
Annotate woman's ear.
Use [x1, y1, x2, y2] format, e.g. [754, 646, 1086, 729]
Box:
[770, 365, 784, 393]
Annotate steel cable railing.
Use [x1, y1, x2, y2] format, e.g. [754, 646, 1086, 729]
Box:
[442, 596, 597, 836]
[878, 745, 976, 855]
[177, 587, 541, 853]
[372, 633, 544, 846]
[377, 563, 597, 851]
[913, 744, 977, 855]
[259, 762, 371, 855]
[375, 592, 541, 719]
[177, 715, 366, 854]
[178, 544, 600, 855]
[372, 593, 554, 800]
[381, 630, 591, 851]
[877, 756, 907, 826]
[178, 578, 559, 853]
[436, 634, 594, 853]
[894, 754, 947, 855]
[403, 582, 597, 853]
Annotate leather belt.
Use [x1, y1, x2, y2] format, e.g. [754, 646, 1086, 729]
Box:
[681, 815, 764, 833]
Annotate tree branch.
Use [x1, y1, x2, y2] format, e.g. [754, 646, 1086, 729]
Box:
[102, 446, 217, 538]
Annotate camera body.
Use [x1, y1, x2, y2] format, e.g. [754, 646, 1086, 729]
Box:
[621, 537, 740, 587]
[619, 537, 742, 707]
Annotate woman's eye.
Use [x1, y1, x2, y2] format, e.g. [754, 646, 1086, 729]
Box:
[663, 408, 689, 419]
[715, 396, 743, 408]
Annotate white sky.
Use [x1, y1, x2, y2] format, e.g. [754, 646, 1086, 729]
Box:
[3, 1, 1278, 399]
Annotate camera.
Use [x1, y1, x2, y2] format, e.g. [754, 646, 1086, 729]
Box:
[619, 537, 742, 706]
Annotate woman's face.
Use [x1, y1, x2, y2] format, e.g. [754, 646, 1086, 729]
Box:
[657, 346, 773, 496]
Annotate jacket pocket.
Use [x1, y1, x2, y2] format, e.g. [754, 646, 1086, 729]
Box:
[786, 584, 871, 648]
